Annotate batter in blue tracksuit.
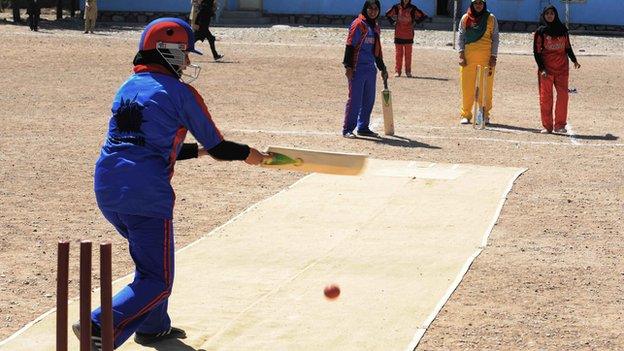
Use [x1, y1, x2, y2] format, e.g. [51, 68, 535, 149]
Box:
[342, 0, 388, 138]
[89, 18, 267, 349]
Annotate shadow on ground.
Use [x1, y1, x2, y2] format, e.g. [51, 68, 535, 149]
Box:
[409, 76, 450, 82]
[489, 123, 619, 141]
[147, 338, 206, 351]
[568, 133, 618, 141]
[488, 123, 542, 133]
[356, 134, 441, 149]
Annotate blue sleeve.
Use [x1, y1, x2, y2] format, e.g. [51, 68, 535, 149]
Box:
[179, 84, 223, 150]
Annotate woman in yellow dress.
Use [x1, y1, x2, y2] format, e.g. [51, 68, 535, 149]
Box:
[457, 0, 499, 125]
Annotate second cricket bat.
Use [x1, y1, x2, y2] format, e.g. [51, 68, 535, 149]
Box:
[261, 146, 367, 176]
[382, 77, 395, 135]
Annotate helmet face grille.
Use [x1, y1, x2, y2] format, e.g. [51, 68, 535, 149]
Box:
[158, 48, 186, 68]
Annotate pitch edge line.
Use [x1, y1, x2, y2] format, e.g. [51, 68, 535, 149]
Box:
[229, 128, 624, 147]
[404, 167, 527, 351]
[0, 175, 315, 347]
[0, 308, 57, 347]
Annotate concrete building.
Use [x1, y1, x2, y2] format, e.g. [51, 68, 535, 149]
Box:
[83, 0, 624, 29]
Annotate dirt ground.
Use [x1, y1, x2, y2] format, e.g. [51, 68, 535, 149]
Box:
[0, 13, 623, 350]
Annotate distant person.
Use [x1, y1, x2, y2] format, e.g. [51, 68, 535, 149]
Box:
[385, 0, 428, 78]
[84, 0, 97, 34]
[189, 0, 201, 30]
[533, 5, 581, 134]
[342, 0, 388, 139]
[11, 0, 21, 24]
[457, 0, 499, 125]
[194, 0, 223, 61]
[26, 0, 40, 31]
[72, 18, 269, 350]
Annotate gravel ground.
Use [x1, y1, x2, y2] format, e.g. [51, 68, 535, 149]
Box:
[0, 15, 623, 350]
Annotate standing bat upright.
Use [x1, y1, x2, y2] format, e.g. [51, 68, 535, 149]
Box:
[382, 76, 395, 136]
[473, 65, 489, 130]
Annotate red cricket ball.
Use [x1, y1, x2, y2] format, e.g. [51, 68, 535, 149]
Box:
[323, 284, 340, 299]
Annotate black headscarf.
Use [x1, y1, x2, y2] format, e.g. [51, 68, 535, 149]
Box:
[133, 50, 181, 78]
[536, 5, 568, 37]
[361, 0, 381, 28]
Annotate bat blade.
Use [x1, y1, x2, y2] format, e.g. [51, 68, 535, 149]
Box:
[261, 146, 367, 176]
[475, 107, 483, 127]
[382, 78, 395, 136]
[262, 153, 303, 166]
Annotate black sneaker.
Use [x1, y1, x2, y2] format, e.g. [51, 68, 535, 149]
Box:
[134, 326, 187, 345]
[72, 322, 102, 351]
[356, 129, 379, 137]
[214, 54, 224, 61]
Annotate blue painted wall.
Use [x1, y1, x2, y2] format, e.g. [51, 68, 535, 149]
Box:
[84, 0, 624, 26]
[262, 0, 434, 18]
[473, 0, 623, 26]
[262, 0, 624, 26]
[80, 0, 191, 13]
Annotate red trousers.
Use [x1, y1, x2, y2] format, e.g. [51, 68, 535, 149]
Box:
[538, 71, 569, 131]
[395, 44, 413, 75]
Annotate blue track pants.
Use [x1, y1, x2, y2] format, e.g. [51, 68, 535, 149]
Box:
[343, 69, 377, 134]
[91, 210, 175, 348]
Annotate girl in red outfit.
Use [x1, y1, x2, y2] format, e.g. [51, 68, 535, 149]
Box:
[385, 0, 427, 77]
[533, 5, 581, 134]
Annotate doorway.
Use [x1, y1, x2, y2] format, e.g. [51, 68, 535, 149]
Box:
[437, 0, 451, 16]
[238, 0, 262, 11]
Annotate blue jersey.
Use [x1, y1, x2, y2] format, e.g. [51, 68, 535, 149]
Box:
[94, 65, 223, 219]
[346, 14, 381, 73]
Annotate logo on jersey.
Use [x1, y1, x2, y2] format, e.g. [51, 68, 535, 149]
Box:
[110, 96, 146, 146]
[544, 36, 565, 50]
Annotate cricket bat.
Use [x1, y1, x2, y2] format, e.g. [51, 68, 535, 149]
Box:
[473, 65, 482, 129]
[260, 146, 367, 176]
[381, 77, 395, 136]
[473, 66, 488, 130]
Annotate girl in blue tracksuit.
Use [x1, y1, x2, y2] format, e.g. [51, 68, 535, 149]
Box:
[342, 0, 388, 138]
[84, 18, 268, 349]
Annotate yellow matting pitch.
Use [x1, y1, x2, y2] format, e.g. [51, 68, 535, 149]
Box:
[0, 159, 525, 351]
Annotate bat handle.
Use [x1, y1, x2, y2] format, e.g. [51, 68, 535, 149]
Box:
[261, 152, 276, 165]
[383, 76, 388, 90]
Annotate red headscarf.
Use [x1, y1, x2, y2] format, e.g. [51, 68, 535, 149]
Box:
[465, 1, 488, 28]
